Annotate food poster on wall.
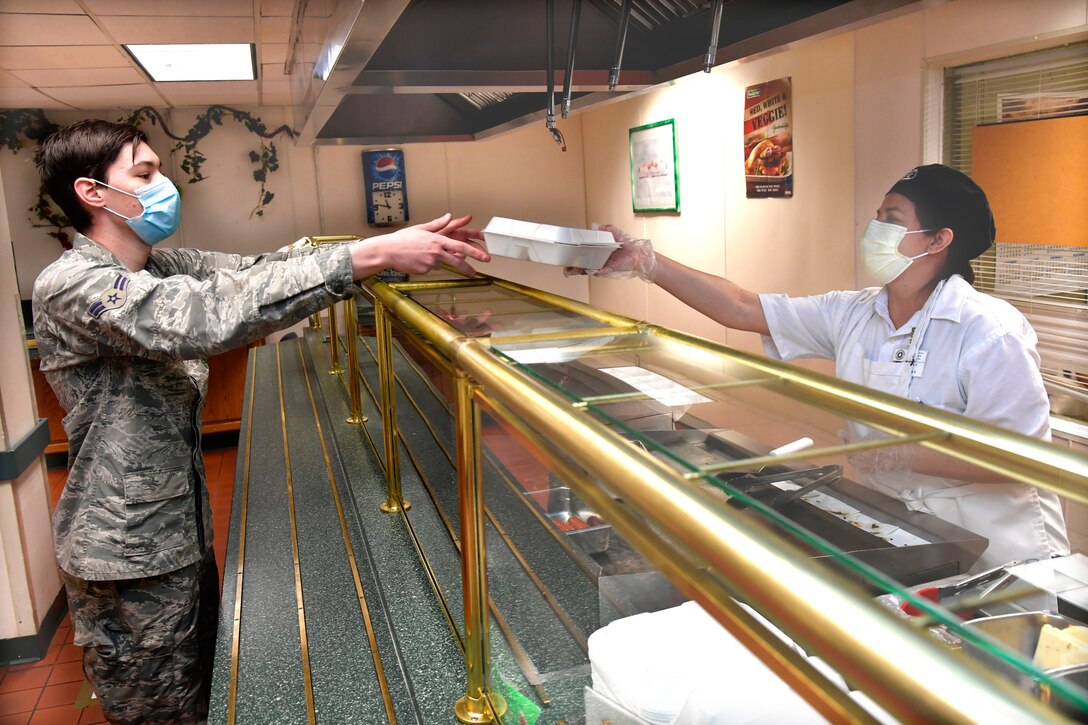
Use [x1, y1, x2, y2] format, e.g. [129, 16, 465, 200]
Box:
[743, 77, 792, 198]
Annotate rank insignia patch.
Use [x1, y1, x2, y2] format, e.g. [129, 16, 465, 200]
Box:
[89, 275, 129, 319]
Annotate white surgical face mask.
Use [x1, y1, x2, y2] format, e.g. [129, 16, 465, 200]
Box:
[860, 219, 932, 284]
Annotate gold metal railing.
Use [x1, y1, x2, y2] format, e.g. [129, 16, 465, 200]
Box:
[303, 236, 364, 422]
[314, 270, 1088, 724]
[342, 296, 366, 425]
[372, 274, 1079, 718]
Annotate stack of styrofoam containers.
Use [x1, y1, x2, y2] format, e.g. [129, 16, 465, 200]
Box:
[586, 601, 898, 725]
[482, 217, 619, 269]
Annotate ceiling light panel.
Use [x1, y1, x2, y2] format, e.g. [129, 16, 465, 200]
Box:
[126, 43, 256, 82]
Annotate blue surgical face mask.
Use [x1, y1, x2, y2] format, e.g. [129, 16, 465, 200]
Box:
[94, 176, 181, 245]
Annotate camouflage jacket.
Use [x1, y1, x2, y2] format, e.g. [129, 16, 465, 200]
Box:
[33, 234, 354, 580]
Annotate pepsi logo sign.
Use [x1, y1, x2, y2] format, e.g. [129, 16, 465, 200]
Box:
[375, 155, 399, 180]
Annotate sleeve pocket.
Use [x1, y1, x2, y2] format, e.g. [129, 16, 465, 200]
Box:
[122, 467, 193, 556]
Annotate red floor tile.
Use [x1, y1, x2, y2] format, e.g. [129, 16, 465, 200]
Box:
[0, 668, 49, 695]
[27, 705, 81, 725]
[32, 683, 81, 713]
[52, 649, 79, 668]
[0, 712, 32, 725]
[0, 690, 40, 717]
[43, 663, 82, 688]
[47, 628, 71, 651]
[76, 703, 104, 725]
[34, 648, 62, 670]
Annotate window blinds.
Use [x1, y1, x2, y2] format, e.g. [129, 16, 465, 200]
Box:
[944, 42, 1088, 392]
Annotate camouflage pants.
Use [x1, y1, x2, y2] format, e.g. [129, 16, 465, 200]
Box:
[62, 551, 220, 725]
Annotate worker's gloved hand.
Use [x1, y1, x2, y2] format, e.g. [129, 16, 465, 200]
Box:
[564, 225, 656, 281]
[839, 429, 915, 476]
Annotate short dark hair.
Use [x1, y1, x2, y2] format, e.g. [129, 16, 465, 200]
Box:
[888, 164, 996, 285]
[34, 120, 148, 233]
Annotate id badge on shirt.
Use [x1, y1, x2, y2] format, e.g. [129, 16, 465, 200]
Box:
[911, 349, 927, 378]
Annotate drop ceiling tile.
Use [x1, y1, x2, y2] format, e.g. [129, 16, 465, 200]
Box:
[303, 21, 328, 44]
[261, 63, 288, 80]
[83, 0, 252, 16]
[261, 80, 292, 106]
[0, 70, 29, 87]
[157, 80, 258, 106]
[261, 0, 295, 17]
[12, 67, 145, 86]
[44, 83, 161, 107]
[260, 17, 291, 44]
[0, 14, 109, 46]
[261, 43, 288, 66]
[100, 16, 254, 44]
[0, 87, 75, 109]
[0, 45, 130, 69]
[0, 0, 83, 12]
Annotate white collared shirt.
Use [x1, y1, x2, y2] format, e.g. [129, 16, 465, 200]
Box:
[760, 275, 1051, 440]
[758, 274, 1068, 570]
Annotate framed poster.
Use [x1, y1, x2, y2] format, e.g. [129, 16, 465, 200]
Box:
[629, 119, 679, 213]
[362, 148, 409, 226]
[743, 78, 792, 198]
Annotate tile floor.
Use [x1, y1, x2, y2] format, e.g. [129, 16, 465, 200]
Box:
[0, 446, 237, 725]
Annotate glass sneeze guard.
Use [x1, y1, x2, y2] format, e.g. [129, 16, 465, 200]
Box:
[352, 271, 1088, 724]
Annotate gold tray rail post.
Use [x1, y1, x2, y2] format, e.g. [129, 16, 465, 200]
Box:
[343, 295, 367, 424]
[375, 301, 410, 513]
[326, 300, 342, 376]
[453, 373, 504, 724]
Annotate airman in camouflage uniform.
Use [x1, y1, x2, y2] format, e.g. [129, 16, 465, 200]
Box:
[32, 119, 488, 724]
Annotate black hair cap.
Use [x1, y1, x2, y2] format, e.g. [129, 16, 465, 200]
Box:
[888, 164, 996, 260]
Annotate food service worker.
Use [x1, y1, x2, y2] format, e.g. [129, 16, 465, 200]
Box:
[32, 119, 490, 724]
[578, 164, 1068, 572]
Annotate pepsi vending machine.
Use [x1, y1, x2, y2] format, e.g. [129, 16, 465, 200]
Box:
[362, 149, 409, 282]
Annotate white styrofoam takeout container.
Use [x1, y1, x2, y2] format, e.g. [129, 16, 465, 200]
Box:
[483, 217, 619, 269]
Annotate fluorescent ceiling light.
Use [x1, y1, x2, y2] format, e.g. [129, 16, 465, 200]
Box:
[125, 44, 256, 82]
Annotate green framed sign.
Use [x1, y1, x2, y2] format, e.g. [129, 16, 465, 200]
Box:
[629, 118, 679, 213]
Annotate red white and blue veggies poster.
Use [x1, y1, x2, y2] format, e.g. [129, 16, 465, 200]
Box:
[744, 78, 792, 199]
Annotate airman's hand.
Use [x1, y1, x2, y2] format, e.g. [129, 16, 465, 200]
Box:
[350, 213, 491, 278]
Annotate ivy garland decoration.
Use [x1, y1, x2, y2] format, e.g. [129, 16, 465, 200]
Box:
[0, 109, 67, 246]
[124, 106, 296, 220]
[0, 106, 297, 249]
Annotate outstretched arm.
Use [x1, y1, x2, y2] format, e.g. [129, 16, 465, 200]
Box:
[575, 225, 768, 335]
[650, 253, 769, 336]
[349, 213, 489, 278]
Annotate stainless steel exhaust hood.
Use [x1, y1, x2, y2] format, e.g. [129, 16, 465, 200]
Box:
[288, 0, 921, 146]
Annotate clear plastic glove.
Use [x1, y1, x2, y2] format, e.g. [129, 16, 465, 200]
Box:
[564, 224, 656, 281]
[839, 429, 915, 476]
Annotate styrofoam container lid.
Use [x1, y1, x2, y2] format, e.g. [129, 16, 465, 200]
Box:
[482, 216, 619, 269]
[484, 217, 617, 246]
